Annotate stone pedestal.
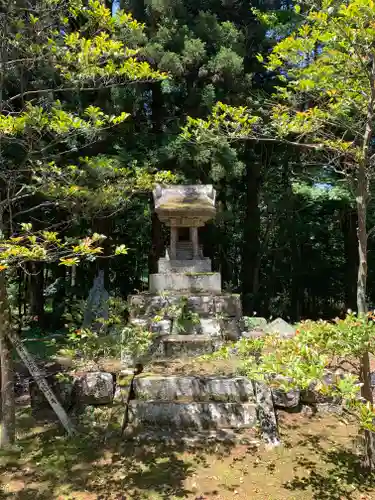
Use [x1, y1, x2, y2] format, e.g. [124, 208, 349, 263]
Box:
[123, 185, 242, 364]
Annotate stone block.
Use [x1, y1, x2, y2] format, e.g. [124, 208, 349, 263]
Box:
[158, 258, 212, 273]
[150, 319, 171, 335]
[128, 294, 176, 317]
[200, 318, 221, 337]
[74, 372, 114, 405]
[149, 273, 221, 293]
[271, 388, 300, 408]
[214, 295, 242, 317]
[133, 375, 254, 402]
[187, 295, 215, 315]
[221, 317, 240, 340]
[128, 401, 257, 430]
[265, 318, 295, 338]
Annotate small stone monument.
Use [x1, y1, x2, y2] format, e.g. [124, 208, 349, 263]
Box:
[125, 184, 242, 363]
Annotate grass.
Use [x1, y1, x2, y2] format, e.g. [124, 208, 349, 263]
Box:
[1, 407, 375, 499]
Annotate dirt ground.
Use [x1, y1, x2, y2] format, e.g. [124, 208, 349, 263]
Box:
[0, 409, 375, 500]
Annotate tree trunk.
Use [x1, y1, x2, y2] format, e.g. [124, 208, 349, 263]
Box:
[340, 207, 358, 311]
[0, 273, 15, 448]
[356, 51, 375, 470]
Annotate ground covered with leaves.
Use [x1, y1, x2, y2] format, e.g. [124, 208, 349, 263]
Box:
[0, 408, 375, 500]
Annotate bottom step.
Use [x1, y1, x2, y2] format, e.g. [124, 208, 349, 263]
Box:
[123, 428, 260, 447]
[128, 401, 257, 430]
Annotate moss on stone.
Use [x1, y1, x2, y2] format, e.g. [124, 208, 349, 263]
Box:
[184, 272, 216, 276]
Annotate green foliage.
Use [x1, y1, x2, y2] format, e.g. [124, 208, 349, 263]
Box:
[204, 314, 375, 431]
[59, 296, 152, 364]
[153, 296, 200, 333]
[0, 226, 108, 270]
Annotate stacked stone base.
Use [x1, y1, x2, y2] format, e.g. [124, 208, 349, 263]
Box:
[127, 292, 241, 362]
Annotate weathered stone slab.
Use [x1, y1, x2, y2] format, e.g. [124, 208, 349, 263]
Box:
[149, 273, 221, 293]
[200, 318, 221, 337]
[74, 372, 114, 405]
[214, 295, 242, 317]
[123, 428, 260, 446]
[254, 382, 280, 447]
[265, 318, 295, 338]
[159, 335, 221, 358]
[131, 375, 254, 402]
[158, 258, 211, 273]
[128, 401, 257, 430]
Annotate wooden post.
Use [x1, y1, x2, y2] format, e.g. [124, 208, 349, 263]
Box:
[170, 226, 177, 260]
[7, 330, 76, 436]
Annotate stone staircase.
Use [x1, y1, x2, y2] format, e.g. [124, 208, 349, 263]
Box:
[119, 374, 262, 443]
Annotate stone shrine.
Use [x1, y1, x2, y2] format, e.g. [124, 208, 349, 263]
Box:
[127, 184, 242, 362]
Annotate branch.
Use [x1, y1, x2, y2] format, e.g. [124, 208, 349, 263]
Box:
[6, 79, 159, 104]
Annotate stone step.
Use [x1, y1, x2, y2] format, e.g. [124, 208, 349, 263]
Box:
[123, 428, 259, 447]
[123, 375, 255, 402]
[153, 334, 222, 358]
[128, 401, 257, 430]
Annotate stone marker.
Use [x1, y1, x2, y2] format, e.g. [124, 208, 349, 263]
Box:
[82, 270, 109, 330]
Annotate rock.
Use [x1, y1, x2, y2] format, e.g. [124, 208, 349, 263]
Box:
[271, 387, 300, 408]
[265, 318, 295, 338]
[241, 317, 267, 332]
[300, 373, 342, 405]
[30, 376, 73, 417]
[128, 401, 257, 430]
[74, 372, 114, 405]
